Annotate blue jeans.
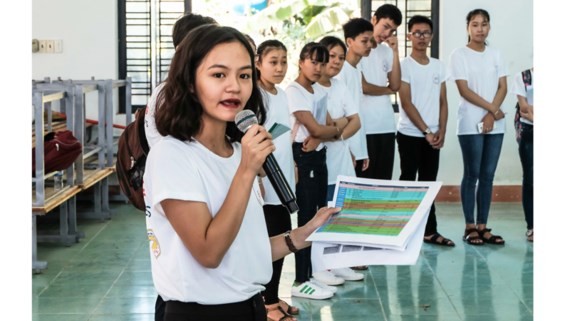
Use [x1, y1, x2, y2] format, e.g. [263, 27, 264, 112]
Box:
[458, 134, 504, 225]
[292, 143, 327, 283]
[518, 123, 533, 229]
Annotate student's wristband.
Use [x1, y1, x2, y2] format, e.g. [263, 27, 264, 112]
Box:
[284, 230, 299, 253]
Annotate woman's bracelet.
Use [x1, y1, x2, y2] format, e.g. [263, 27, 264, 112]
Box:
[284, 230, 299, 253]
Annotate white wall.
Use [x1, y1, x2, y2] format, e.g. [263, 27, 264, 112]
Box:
[438, 0, 533, 185]
[32, 0, 118, 122]
[32, 0, 117, 79]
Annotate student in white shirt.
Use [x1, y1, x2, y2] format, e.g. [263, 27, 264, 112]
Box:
[358, 4, 403, 180]
[314, 35, 366, 283]
[512, 68, 533, 242]
[448, 8, 508, 246]
[144, 25, 338, 321]
[254, 39, 300, 321]
[397, 15, 454, 247]
[335, 18, 375, 177]
[286, 42, 344, 300]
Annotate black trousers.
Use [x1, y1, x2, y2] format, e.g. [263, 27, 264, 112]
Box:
[262, 204, 292, 304]
[292, 143, 327, 283]
[164, 293, 266, 321]
[156, 295, 165, 321]
[362, 133, 396, 180]
[397, 132, 440, 235]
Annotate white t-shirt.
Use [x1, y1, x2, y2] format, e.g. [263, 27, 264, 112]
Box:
[511, 70, 534, 125]
[144, 82, 165, 148]
[448, 46, 508, 135]
[285, 81, 327, 151]
[315, 79, 358, 184]
[398, 56, 447, 137]
[335, 61, 368, 160]
[143, 137, 272, 304]
[358, 44, 397, 134]
[261, 87, 296, 205]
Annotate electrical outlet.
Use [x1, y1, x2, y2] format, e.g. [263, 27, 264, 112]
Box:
[54, 40, 63, 53]
[46, 40, 55, 53]
[39, 40, 47, 53]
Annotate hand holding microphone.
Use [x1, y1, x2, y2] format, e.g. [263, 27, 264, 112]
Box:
[236, 110, 300, 214]
[239, 123, 275, 176]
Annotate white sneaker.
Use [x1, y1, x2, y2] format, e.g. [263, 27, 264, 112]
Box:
[291, 281, 334, 300]
[312, 270, 345, 286]
[310, 278, 338, 294]
[332, 267, 365, 281]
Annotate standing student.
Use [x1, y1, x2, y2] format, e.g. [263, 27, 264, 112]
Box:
[145, 24, 338, 321]
[317, 36, 362, 202]
[286, 42, 343, 300]
[512, 67, 533, 242]
[358, 4, 403, 180]
[449, 8, 508, 245]
[255, 39, 299, 321]
[335, 18, 375, 177]
[397, 15, 454, 247]
[335, 17, 374, 272]
[315, 35, 365, 283]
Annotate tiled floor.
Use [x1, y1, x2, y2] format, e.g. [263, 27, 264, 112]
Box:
[32, 202, 533, 321]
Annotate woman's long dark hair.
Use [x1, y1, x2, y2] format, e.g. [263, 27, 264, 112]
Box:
[155, 24, 266, 143]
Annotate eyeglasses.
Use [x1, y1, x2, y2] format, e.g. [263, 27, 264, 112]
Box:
[410, 31, 433, 39]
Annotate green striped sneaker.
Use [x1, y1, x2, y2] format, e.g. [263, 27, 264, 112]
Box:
[291, 281, 334, 300]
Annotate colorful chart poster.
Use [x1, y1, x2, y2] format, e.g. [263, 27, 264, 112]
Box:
[307, 175, 442, 250]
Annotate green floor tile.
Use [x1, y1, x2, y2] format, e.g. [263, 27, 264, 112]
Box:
[32, 202, 533, 320]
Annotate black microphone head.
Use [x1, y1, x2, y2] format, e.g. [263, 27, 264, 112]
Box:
[235, 109, 258, 133]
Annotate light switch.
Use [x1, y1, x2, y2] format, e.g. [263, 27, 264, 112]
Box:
[32, 39, 39, 53]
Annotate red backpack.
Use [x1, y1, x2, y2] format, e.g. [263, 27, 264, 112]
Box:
[116, 108, 150, 211]
[32, 130, 82, 176]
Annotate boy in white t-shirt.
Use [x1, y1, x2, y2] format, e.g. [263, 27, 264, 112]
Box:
[397, 15, 454, 247]
[335, 18, 374, 177]
[358, 4, 402, 180]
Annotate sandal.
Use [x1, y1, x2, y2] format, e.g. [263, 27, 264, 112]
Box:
[424, 232, 455, 247]
[351, 265, 369, 271]
[463, 228, 484, 245]
[478, 228, 505, 245]
[526, 229, 533, 242]
[266, 303, 296, 321]
[279, 299, 299, 315]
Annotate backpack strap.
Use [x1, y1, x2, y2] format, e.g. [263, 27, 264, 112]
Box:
[521, 69, 532, 91]
[135, 108, 150, 156]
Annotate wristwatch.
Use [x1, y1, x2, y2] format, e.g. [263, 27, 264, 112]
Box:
[423, 128, 433, 136]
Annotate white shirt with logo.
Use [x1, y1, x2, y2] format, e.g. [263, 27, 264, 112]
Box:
[398, 56, 447, 137]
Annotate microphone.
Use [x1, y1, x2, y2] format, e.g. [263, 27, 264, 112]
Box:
[235, 110, 299, 214]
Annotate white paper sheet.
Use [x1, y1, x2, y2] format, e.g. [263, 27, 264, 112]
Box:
[311, 213, 429, 271]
